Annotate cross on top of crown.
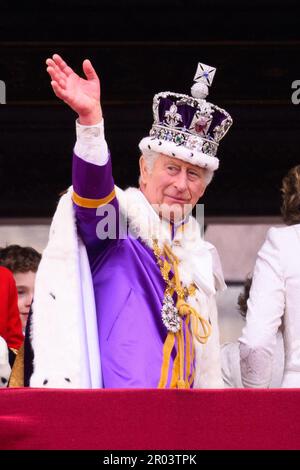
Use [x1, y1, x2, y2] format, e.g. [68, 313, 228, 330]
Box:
[193, 62, 216, 88]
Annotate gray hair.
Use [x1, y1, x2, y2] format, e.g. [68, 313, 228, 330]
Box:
[139, 150, 214, 186]
[138, 150, 160, 186]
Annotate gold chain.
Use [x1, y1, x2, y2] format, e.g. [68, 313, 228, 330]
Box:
[153, 239, 196, 300]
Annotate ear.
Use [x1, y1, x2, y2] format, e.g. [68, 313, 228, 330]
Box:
[139, 155, 149, 186]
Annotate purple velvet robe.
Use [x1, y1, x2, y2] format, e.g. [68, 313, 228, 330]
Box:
[73, 153, 191, 388]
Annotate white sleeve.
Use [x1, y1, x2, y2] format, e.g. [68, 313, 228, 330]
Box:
[239, 227, 285, 388]
[74, 119, 109, 166]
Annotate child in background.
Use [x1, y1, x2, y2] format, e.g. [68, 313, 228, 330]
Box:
[0, 245, 41, 333]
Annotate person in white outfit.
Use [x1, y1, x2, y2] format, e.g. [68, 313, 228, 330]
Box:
[221, 278, 284, 388]
[239, 165, 300, 388]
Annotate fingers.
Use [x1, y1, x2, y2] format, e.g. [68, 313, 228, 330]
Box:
[46, 65, 66, 89]
[50, 80, 68, 101]
[53, 54, 74, 77]
[50, 54, 74, 77]
[82, 59, 98, 81]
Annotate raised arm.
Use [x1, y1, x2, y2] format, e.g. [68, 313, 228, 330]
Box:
[46, 54, 118, 254]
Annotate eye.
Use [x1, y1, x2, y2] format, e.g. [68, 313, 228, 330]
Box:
[187, 171, 200, 180]
[167, 165, 179, 173]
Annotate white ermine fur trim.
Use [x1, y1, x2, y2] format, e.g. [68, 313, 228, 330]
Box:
[30, 188, 101, 389]
[139, 137, 219, 171]
[0, 337, 11, 388]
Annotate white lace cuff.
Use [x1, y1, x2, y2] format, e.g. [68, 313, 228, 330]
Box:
[240, 343, 273, 388]
[74, 119, 109, 166]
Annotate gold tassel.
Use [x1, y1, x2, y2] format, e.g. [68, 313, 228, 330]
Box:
[158, 332, 175, 388]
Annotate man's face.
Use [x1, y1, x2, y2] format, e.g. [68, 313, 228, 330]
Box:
[13, 271, 36, 331]
[139, 153, 207, 222]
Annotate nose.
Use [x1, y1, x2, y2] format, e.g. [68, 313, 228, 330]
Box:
[173, 169, 188, 192]
[26, 293, 34, 307]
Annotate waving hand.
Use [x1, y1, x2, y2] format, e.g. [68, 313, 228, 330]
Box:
[46, 54, 102, 125]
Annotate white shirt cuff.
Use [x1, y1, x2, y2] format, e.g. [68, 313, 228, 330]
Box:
[74, 119, 109, 166]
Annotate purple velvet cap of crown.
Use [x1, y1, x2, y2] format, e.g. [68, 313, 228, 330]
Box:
[158, 97, 196, 130]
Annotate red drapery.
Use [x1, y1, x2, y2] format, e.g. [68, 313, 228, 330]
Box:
[0, 388, 299, 450]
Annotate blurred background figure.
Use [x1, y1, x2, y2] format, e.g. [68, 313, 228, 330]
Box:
[0, 266, 24, 386]
[221, 277, 284, 387]
[239, 165, 300, 388]
[0, 245, 41, 333]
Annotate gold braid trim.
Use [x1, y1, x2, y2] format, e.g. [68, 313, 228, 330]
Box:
[185, 316, 191, 388]
[72, 188, 116, 209]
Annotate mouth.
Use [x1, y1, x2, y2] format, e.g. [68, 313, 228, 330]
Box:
[164, 195, 190, 204]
